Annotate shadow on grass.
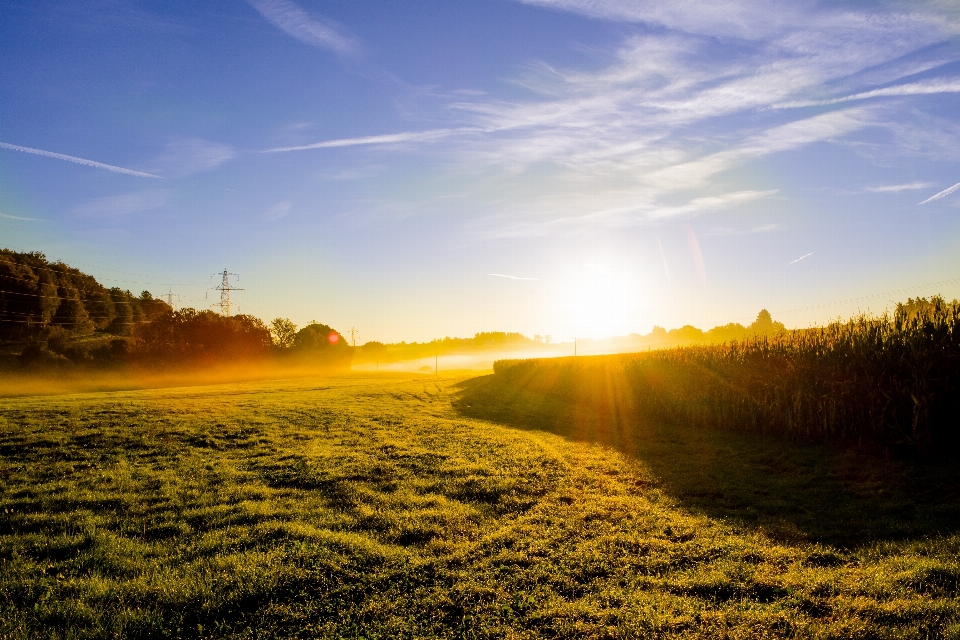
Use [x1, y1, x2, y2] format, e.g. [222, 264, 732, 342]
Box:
[454, 374, 960, 549]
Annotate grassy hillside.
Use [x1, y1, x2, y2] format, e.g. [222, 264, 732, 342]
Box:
[2, 374, 959, 638]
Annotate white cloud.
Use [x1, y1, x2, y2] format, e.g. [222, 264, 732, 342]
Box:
[476, 188, 779, 238]
[301, 0, 959, 231]
[71, 190, 168, 217]
[248, 0, 359, 56]
[866, 182, 935, 193]
[881, 115, 960, 162]
[262, 129, 467, 153]
[704, 223, 778, 236]
[644, 109, 869, 189]
[648, 190, 780, 220]
[0, 211, 41, 221]
[154, 138, 236, 177]
[511, 0, 809, 39]
[773, 78, 960, 109]
[266, 201, 291, 220]
[0, 141, 161, 178]
[487, 273, 538, 280]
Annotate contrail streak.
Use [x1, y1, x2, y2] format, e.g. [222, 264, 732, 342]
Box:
[487, 273, 537, 281]
[0, 211, 41, 221]
[787, 252, 814, 265]
[773, 79, 960, 109]
[261, 128, 478, 153]
[918, 182, 960, 205]
[0, 142, 161, 178]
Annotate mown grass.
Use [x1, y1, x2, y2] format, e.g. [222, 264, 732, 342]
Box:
[1, 374, 959, 638]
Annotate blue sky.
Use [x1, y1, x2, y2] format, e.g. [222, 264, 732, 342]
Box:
[2, 0, 960, 341]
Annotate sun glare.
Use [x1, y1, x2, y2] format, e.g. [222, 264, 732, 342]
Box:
[570, 263, 639, 339]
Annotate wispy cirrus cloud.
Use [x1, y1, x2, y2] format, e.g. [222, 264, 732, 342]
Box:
[649, 190, 780, 220]
[0, 141, 161, 178]
[487, 273, 538, 281]
[705, 223, 778, 236]
[511, 0, 807, 39]
[153, 138, 236, 177]
[71, 190, 169, 217]
[478, 188, 780, 238]
[265, 201, 291, 220]
[866, 182, 935, 193]
[248, 0, 359, 56]
[773, 78, 960, 109]
[410, 1, 958, 229]
[275, 0, 959, 232]
[642, 109, 870, 190]
[0, 211, 41, 221]
[261, 128, 470, 153]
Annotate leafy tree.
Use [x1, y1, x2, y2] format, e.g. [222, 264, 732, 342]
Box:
[270, 318, 298, 348]
[290, 323, 352, 368]
[107, 288, 135, 335]
[293, 323, 341, 350]
[749, 309, 786, 336]
[706, 322, 748, 344]
[357, 340, 388, 364]
[670, 325, 705, 344]
[133, 309, 272, 366]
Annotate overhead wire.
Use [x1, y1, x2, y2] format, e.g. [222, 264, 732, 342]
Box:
[1, 231, 207, 285]
[771, 276, 960, 319]
[0, 287, 155, 305]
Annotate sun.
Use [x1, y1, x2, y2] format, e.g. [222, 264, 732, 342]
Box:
[570, 263, 639, 339]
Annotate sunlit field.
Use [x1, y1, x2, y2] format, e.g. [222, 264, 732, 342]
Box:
[2, 373, 959, 638]
[490, 298, 960, 453]
[5, 0, 960, 637]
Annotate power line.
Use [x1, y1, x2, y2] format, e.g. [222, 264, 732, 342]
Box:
[0, 287, 147, 304]
[771, 276, 960, 318]
[0, 244, 202, 285]
[0, 258, 200, 286]
[1, 228, 205, 283]
[0, 317, 143, 325]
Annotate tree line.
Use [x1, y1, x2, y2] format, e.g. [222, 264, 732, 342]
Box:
[0, 250, 350, 370]
[1, 248, 799, 372]
[0, 249, 169, 339]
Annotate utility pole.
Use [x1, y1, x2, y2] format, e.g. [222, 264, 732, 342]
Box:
[209, 269, 243, 316]
[164, 288, 182, 311]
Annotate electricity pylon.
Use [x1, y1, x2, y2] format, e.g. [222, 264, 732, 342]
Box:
[349, 327, 359, 347]
[164, 288, 182, 310]
[209, 269, 243, 316]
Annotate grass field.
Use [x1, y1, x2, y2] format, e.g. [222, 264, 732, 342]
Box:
[2, 373, 959, 638]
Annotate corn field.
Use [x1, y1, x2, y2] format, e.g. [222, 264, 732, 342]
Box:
[493, 297, 960, 451]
